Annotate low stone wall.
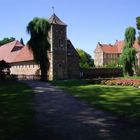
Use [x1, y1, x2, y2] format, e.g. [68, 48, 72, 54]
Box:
[80, 68, 123, 79]
[11, 74, 41, 80]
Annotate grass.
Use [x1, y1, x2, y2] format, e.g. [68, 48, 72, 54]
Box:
[52, 80, 140, 118]
[0, 80, 35, 140]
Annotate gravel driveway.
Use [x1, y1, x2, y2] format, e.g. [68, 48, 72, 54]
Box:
[23, 80, 140, 140]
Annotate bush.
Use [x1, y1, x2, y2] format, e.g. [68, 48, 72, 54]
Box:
[136, 68, 140, 76]
[81, 68, 123, 79]
[0, 60, 11, 79]
[102, 78, 140, 87]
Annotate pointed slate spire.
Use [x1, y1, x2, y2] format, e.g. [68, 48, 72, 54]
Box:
[48, 14, 67, 26]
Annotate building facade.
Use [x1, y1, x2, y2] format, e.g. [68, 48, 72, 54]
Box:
[0, 14, 80, 80]
[94, 40, 140, 67]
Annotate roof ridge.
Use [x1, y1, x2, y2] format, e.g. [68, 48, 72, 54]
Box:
[14, 40, 23, 47]
[0, 40, 17, 47]
[13, 45, 33, 62]
[48, 13, 67, 26]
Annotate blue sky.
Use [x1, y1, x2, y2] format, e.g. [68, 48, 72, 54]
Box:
[0, 0, 140, 57]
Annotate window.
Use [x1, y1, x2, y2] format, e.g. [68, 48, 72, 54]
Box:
[58, 64, 62, 67]
[58, 39, 63, 48]
[58, 39, 61, 47]
[67, 52, 71, 56]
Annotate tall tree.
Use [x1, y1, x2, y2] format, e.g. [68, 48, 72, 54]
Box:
[76, 48, 94, 68]
[0, 37, 15, 46]
[136, 16, 140, 44]
[27, 17, 51, 81]
[20, 38, 24, 45]
[120, 27, 136, 76]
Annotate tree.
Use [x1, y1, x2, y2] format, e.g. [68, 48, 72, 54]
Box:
[120, 27, 136, 76]
[0, 37, 15, 46]
[27, 17, 51, 81]
[20, 38, 24, 45]
[0, 60, 11, 79]
[76, 48, 94, 68]
[136, 16, 140, 44]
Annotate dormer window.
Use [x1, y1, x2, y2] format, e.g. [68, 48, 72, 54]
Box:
[11, 46, 23, 52]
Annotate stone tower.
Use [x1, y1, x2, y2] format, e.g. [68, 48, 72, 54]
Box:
[48, 14, 68, 80]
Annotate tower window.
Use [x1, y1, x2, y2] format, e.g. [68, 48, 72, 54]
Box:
[59, 39, 61, 47]
[58, 64, 62, 67]
[58, 39, 63, 47]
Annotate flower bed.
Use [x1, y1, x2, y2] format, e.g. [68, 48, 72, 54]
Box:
[102, 78, 140, 87]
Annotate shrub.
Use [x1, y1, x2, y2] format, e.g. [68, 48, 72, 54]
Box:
[0, 60, 11, 79]
[102, 78, 140, 87]
[136, 68, 140, 76]
[81, 68, 123, 79]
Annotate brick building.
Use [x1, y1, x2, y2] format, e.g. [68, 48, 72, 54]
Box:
[94, 40, 140, 67]
[0, 14, 80, 80]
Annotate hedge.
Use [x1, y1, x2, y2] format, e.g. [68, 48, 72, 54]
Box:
[80, 68, 123, 79]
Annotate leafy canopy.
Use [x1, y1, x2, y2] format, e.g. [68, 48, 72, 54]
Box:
[120, 27, 136, 76]
[124, 27, 136, 49]
[136, 17, 140, 30]
[76, 48, 94, 68]
[0, 37, 15, 46]
[27, 17, 51, 80]
[0, 60, 11, 79]
[136, 16, 140, 44]
[20, 38, 24, 45]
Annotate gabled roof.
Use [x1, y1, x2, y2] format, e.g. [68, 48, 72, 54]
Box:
[114, 40, 124, 53]
[0, 40, 23, 63]
[67, 39, 80, 58]
[48, 13, 67, 26]
[13, 45, 34, 62]
[97, 40, 140, 54]
[115, 40, 140, 53]
[98, 43, 118, 54]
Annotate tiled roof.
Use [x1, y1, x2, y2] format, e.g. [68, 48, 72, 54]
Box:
[48, 14, 66, 26]
[114, 40, 124, 53]
[0, 40, 23, 62]
[13, 45, 34, 62]
[99, 40, 140, 53]
[99, 43, 118, 53]
[115, 40, 140, 53]
[133, 41, 140, 51]
[67, 39, 80, 58]
[0, 40, 34, 63]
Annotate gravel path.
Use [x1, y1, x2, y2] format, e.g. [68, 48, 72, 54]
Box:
[24, 80, 140, 140]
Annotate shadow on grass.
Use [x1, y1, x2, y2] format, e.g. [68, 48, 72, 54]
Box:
[27, 80, 140, 140]
[53, 80, 140, 118]
[0, 80, 35, 140]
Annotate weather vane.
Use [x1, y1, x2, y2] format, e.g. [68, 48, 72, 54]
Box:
[52, 6, 55, 14]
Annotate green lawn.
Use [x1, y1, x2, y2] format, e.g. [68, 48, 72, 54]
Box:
[0, 80, 35, 140]
[53, 80, 140, 118]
